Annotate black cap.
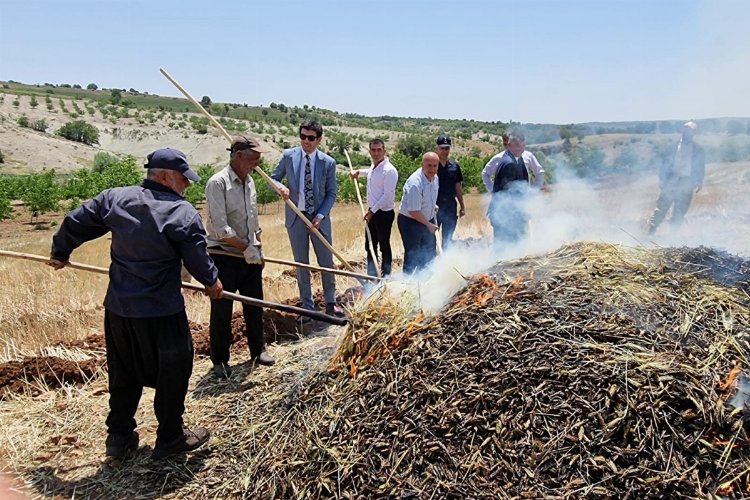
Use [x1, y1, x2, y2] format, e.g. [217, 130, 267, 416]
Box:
[436, 134, 452, 147]
[144, 148, 200, 182]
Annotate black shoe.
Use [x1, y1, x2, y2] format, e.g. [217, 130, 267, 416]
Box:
[152, 427, 210, 460]
[325, 303, 345, 317]
[212, 362, 233, 379]
[105, 431, 139, 458]
[253, 351, 276, 366]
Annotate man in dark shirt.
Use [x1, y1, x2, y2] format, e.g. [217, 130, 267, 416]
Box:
[485, 131, 531, 248]
[435, 134, 465, 249]
[49, 147, 224, 460]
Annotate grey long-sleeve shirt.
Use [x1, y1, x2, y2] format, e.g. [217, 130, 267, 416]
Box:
[51, 180, 218, 318]
[204, 165, 262, 257]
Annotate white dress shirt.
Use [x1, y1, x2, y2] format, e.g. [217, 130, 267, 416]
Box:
[356, 157, 398, 212]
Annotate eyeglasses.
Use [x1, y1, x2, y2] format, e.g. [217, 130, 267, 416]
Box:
[300, 133, 318, 142]
[438, 145, 451, 149]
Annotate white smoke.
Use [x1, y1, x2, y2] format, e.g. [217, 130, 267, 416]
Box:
[374, 161, 749, 315]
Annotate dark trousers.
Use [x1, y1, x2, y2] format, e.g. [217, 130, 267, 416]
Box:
[209, 253, 264, 363]
[437, 205, 457, 249]
[647, 179, 695, 234]
[488, 194, 527, 250]
[104, 309, 193, 443]
[365, 209, 395, 277]
[397, 214, 437, 274]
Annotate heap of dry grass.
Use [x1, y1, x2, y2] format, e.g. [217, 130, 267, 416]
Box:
[230, 242, 750, 498]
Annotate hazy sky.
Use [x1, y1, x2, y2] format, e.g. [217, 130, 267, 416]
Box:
[1, 0, 748, 124]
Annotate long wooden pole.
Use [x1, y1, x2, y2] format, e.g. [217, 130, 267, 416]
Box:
[0, 250, 349, 325]
[158, 68, 356, 274]
[344, 149, 380, 278]
[207, 249, 379, 282]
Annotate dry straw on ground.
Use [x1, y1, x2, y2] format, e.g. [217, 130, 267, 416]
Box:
[3, 241, 749, 498]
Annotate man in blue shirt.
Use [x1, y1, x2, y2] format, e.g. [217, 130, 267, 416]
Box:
[397, 152, 440, 273]
[435, 134, 465, 249]
[49, 148, 223, 460]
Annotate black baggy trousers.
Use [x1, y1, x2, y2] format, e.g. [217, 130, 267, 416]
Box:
[104, 309, 193, 443]
[209, 253, 264, 364]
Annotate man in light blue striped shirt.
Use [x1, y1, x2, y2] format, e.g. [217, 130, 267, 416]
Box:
[397, 152, 440, 273]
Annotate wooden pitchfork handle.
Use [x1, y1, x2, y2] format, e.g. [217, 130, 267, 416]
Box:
[159, 67, 356, 274]
[0, 250, 349, 325]
[207, 249, 379, 282]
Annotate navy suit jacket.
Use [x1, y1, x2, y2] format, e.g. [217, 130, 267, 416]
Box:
[271, 147, 338, 228]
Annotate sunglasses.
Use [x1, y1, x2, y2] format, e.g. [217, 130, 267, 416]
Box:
[300, 133, 319, 142]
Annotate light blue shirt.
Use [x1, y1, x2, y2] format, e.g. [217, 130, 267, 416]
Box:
[297, 149, 318, 210]
[399, 168, 438, 221]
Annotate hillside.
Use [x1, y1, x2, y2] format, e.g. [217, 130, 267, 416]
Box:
[1, 80, 750, 176]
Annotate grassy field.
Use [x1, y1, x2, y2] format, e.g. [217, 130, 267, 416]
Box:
[0, 194, 490, 360]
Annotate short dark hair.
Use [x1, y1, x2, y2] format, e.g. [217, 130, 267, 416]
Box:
[299, 120, 323, 138]
[369, 138, 385, 148]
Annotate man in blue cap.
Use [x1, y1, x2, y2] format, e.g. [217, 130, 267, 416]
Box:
[49, 147, 223, 460]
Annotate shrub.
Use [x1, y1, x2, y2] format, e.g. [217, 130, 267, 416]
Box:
[395, 134, 435, 160]
[31, 119, 48, 132]
[17, 116, 30, 128]
[63, 155, 142, 202]
[29, 95, 38, 108]
[21, 170, 61, 219]
[56, 120, 100, 145]
[86, 83, 98, 90]
[0, 194, 12, 220]
[255, 159, 279, 205]
[183, 164, 217, 207]
[92, 152, 119, 172]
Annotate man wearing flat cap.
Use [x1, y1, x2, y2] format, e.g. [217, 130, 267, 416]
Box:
[647, 121, 705, 234]
[205, 135, 275, 378]
[49, 147, 223, 460]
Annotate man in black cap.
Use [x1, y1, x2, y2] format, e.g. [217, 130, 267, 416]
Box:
[435, 134, 465, 249]
[49, 147, 223, 460]
[205, 135, 275, 378]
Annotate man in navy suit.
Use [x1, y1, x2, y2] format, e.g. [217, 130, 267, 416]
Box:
[271, 120, 343, 321]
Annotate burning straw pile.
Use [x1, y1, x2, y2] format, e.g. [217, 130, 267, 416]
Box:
[236, 242, 750, 498]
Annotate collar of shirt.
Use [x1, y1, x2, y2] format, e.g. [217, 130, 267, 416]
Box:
[302, 148, 318, 163]
[371, 157, 388, 169]
[227, 165, 245, 185]
[419, 169, 436, 185]
[141, 179, 184, 198]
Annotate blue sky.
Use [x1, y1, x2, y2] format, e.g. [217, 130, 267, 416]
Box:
[1, 0, 748, 124]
